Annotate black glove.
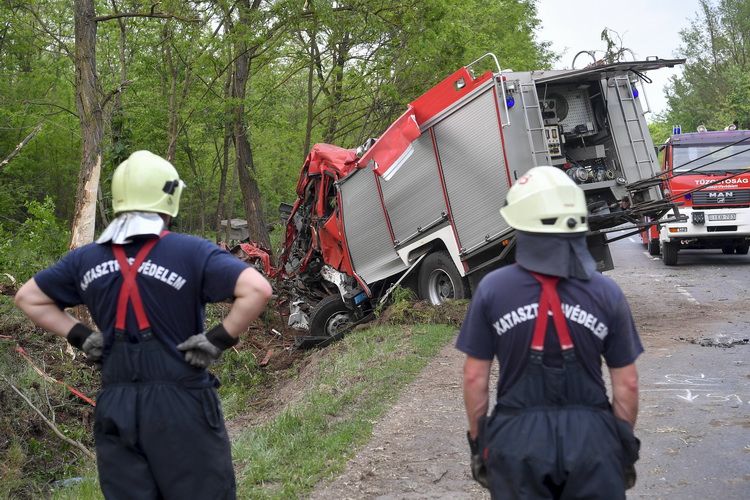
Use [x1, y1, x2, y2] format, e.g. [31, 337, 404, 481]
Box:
[614, 418, 640, 490]
[624, 463, 637, 489]
[67, 323, 104, 364]
[176, 323, 238, 369]
[467, 431, 489, 489]
[623, 435, 640, 489]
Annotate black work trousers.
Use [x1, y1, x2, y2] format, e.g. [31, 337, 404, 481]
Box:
[480, 350, 638, 500]
[94, 334, 236, 500]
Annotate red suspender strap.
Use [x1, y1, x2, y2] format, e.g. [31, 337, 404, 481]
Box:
[529, 272, 574, 352]
[112, 235, 162, 331]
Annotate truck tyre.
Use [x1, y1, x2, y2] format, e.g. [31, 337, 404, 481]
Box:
[736, 243, 750, 255]
[309, 295, 351, 337]
[418, 251, 469, 305]
[722, 245, 735, 255]
[661, 241, 678, 266]
[648, 238, 660, 256]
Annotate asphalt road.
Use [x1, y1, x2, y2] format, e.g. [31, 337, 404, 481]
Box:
[607, 232, 750, 499]
[309, 234, 750, 499]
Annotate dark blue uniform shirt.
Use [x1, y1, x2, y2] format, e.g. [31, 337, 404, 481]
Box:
[456, 264, 643, 398]
[34, 232, 249, 358]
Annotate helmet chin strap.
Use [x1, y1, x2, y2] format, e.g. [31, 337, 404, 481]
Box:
[514, 231, 596, 280]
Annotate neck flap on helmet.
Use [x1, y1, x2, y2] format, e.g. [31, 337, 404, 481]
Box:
[514, 231, 596, 280]
[96, 211, 165, 245]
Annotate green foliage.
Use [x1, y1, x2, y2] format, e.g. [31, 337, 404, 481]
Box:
[50, 475, 102, 500]
[648, 121, 674, 148]
[373, 285, 416, 317]
[387, 298, 469, 327]
[1, 0, 555, 246]
[662, 0, 750, 130]
[0, 198, 71, 282]
[214, 347, 266, 419]
[232, 323, 457, 499]
[0, 0, 80, 223]
[374, 285, 469, 326]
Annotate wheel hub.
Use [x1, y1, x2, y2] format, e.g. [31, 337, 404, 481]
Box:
[427, 270, 454, 304]
[326, 312, 350, 336]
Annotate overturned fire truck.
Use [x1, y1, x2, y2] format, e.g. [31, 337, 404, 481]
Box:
[275, 53, 684, 345]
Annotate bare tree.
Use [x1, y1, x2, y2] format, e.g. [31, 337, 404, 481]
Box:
[70, 0, 104, 250]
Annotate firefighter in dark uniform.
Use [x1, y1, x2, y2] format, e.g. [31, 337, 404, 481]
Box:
[457, 166, 642, 499]
[14, 150, 273, 499]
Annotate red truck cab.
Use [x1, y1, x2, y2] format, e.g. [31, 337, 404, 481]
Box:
[642, 126, 750, 265]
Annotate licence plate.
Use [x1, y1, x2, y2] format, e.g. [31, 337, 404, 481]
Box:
[708, 213, 736, 221]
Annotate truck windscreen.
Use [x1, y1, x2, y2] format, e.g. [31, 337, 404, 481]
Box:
[673, 144, 750, 173]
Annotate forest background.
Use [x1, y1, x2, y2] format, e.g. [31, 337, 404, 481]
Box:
[1, 0, 748, 272]
[4, 0, 556, 271]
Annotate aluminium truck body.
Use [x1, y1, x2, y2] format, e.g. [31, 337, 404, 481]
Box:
[279, 54, 683, 342]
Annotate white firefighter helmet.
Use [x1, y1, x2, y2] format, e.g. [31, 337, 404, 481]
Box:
[111, 150, 185, 217]
[500, 166, 588, 233]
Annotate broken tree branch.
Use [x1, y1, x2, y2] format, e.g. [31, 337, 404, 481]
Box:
[2, 376, 96, 460]
[100, 79, 134, 108]
[94, 11, 201, 23]
[0, 123, 43, 170]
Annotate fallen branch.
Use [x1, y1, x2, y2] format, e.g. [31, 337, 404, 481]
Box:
[2, 376, 96, 460]
[0, 122, 43, 170]
[260, 349, 274, 367]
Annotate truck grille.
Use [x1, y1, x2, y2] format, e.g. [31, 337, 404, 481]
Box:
[692, 189, 750, 206]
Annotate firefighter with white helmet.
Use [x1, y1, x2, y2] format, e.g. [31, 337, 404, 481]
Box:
[457, 166, 642, 499]
[499, 165, 588, 233]
[15, 150, 272, 499]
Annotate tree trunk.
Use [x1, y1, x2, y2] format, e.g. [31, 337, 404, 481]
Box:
[322, 33, 350, 144]
[223, 129, 239, 245]
[230, 1, 270, 248]
[216, 60, 233, 239]
[70, 0, 104, 250]
[232, 80, 270, 248]
[302, 26, 318, 157]
[234, 121, 269, 248]
[165, 22, 179, 163]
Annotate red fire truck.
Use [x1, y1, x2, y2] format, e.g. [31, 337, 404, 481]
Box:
[273, 53, 683, 343]
[640, 125, 750, 265]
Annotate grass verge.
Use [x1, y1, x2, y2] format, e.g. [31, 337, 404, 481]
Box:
[6, 319, 458, 499]
[232, 323, 457, 499]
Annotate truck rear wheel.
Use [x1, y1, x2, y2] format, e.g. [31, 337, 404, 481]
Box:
[309, 295, 351, 337]
[736, 243, 749, 255]
[418, 251, 469, 305]
[661, 241, 678, 266]
[722, 245, 735, 255]
[648, 238, 660, 256]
